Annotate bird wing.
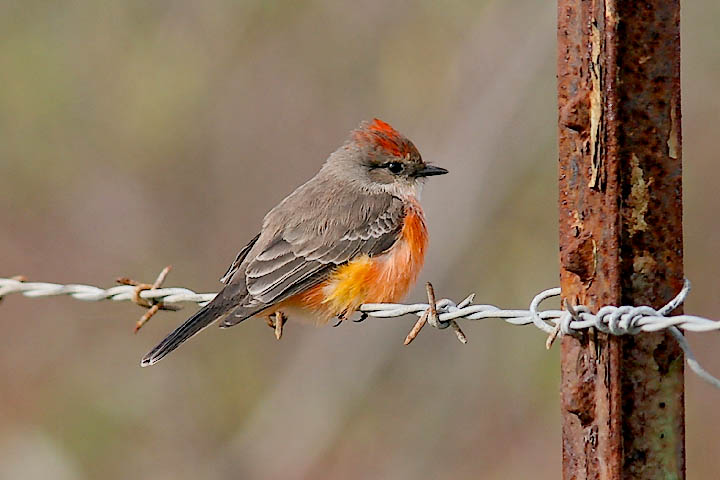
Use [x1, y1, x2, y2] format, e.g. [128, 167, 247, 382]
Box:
[219, 233, 260, 284]
[221, 189, 406, 326]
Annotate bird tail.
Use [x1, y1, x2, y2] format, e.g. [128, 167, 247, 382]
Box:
[140, 304, 225, 367]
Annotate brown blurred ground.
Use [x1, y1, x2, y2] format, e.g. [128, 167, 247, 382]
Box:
[1, 1, 718, 479]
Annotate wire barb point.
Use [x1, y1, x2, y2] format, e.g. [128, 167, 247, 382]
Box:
[404, 282, 467, 345]
[117, 265, 177, 333]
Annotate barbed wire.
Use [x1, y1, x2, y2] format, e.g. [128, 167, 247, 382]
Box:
[1, 274, 718, 388]
[0, 278, 216, 305]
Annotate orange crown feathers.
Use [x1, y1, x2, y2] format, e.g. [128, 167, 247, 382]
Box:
[353, 118, 418, 158]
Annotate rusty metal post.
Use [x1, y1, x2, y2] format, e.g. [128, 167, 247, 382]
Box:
[557, 1, 684, 478]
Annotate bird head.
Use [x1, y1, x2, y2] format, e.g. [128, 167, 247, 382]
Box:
[326, 118, 448, 198]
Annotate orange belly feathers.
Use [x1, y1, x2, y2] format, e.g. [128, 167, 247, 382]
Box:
[278, 203, 428, 324]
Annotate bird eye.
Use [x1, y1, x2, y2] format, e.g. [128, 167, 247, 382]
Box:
[386, 162, 404, 174]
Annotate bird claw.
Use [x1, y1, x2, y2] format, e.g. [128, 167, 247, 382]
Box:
[333, 309, 350, 327]
[266, 311, 286, 340]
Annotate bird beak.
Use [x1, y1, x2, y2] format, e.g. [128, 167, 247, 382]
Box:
[416, 165, 449, 177]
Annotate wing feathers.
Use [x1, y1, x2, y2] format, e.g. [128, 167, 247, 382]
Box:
[247, 251, 297, 278]
[255, 238, 292, 261]
[240, 195, 405, 308]
[247, 256, 307, 297]
[252, 262, 328, 304]
[220, 233, 260, 284]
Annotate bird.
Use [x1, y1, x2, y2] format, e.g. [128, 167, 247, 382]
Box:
[141, 118, 447, 366]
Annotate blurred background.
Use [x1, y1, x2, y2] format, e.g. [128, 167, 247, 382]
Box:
[1, 1, 718, 478]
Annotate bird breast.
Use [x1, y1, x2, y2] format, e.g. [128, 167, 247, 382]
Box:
[280, 201, 428, 325]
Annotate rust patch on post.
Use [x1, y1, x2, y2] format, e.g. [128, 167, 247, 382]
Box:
[562, 232, 596, 284]
[558, 1, 684, 479]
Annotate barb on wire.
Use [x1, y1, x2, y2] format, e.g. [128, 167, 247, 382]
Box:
[1, 273, 719, 388]
[116, 265, 179, 333]
[403, 282, 466, 345]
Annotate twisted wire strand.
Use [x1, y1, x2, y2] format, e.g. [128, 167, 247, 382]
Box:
[1, 277, 718, 388]
[0, 278, 216, 306]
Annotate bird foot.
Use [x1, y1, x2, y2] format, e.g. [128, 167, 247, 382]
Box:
[332, 309, 350, 327]
[266, 311, 286, 340]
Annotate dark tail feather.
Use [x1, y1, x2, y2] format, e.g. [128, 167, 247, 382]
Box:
[219, 304, 267, 328]
[140, 305, 223, 367]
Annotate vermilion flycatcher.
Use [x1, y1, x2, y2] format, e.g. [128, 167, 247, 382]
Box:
[141, 119, 447, 366]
